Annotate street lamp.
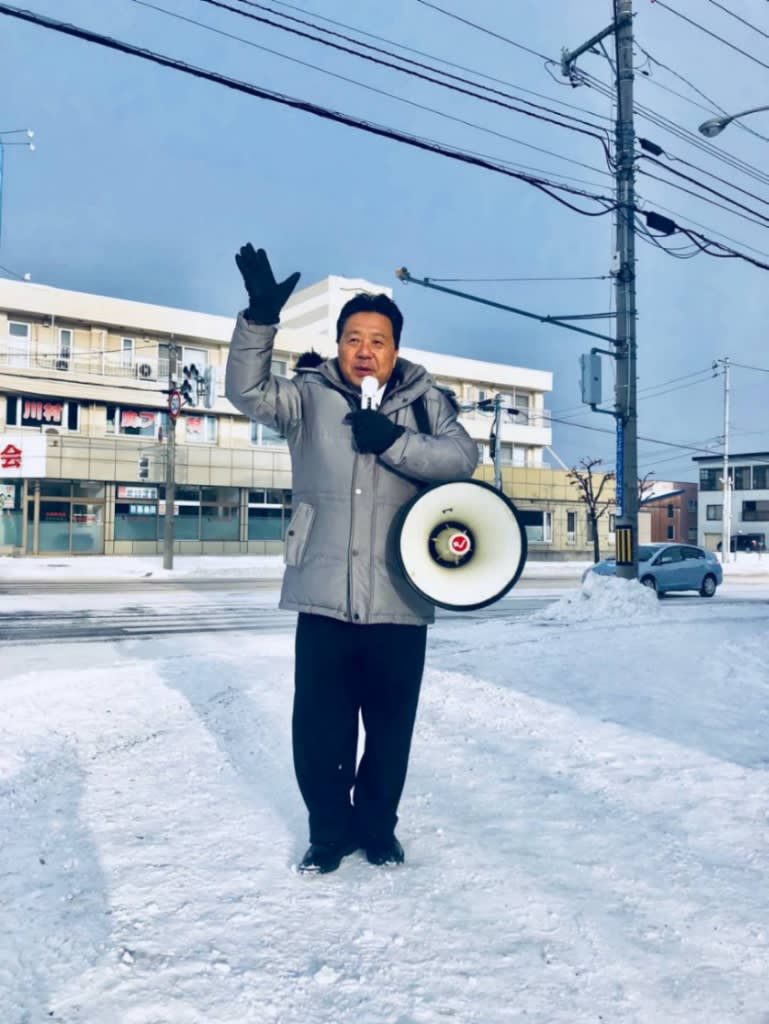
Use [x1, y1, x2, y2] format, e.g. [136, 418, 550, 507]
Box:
[699, 105, 769, 137]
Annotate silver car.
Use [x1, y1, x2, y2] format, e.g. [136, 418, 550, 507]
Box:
[586, 543, 723, 597]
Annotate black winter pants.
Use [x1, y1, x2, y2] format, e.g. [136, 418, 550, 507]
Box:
[292, 613, 427, 846]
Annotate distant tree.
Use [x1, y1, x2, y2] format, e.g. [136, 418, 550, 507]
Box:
[638, 471, 656, 505]
[567, 457, 616, 563]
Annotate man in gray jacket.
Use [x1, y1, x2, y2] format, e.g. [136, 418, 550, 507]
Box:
[226, 245, 478, 874]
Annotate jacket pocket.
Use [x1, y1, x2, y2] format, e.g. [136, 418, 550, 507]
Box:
[284, 502, 316, 567]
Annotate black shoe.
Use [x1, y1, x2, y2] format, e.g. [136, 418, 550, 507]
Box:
[364, 835, 404, 866]
[298, 839, 358, 874]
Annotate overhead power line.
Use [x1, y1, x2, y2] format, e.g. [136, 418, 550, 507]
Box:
[0, 3, 616, 217]
[220, 0, 611, 135]
[634, 50, 769, 145]
[193, 0, 612, 152]
[651, 1, 769, 73]
[704, 0, 769, 42]
[730, 361, 769, 374]
[578, 69, 769, 188]
[260, 0, 613, 123]
[134, 0, 614, 182]
[414, 0, 551, 61]
[638, 155, 769, 228]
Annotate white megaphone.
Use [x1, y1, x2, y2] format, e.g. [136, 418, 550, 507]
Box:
[396, 480, 527, 610]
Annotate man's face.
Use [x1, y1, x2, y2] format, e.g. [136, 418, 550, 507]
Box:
[337, 312, 398, 388]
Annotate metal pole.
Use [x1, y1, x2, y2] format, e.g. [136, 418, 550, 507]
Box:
[721, 356, 731, 562]
[613, 0, 638, 581]
[494, 393, 503, 491]
[162, 343, 178, 570]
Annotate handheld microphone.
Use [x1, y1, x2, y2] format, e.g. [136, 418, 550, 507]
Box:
[361, 375, 379, 410]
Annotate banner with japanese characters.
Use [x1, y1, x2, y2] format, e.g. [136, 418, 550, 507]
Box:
[0, 434, 47, 478]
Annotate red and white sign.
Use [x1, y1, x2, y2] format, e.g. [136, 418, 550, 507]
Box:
[0, 434, 47, 478]
[449, 533, 471, 555]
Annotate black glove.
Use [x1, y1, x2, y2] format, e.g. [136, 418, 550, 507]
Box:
[235, 243, 301, 325]
[349, 409, 405, 455]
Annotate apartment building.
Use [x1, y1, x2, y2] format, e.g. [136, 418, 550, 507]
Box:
[693, 452, 769, 551]
[0, 276, 553, 557]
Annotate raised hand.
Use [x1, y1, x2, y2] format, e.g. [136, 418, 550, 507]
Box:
[235, 243, 301, 325]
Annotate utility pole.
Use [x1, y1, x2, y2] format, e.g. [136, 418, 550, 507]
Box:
[493, 393, 504, 491]
[562, 0, 638, 580]
[163, 342, 181, 570]
[719, 356, 731, 562]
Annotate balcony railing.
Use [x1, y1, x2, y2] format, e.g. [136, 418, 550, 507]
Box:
[0, 342, 223, 398]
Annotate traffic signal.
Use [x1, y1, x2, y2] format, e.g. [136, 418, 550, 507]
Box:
[138, 455, 150, 480]
[181, 363, 200, 406]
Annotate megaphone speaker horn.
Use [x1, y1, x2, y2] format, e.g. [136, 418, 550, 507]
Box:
[397, 480, 527, 611]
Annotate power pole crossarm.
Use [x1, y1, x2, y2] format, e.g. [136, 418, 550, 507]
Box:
[560, 13, 630, 76]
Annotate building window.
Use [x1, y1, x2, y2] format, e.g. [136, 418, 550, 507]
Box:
[107, 405, 160, 438]
[753, 465, 769, 489]
[183, 346, 207, 375]
[271, 358, 288, 376]
[742, 500, 769, 522]
[688, 527, 697, 541]
[498, 442, 513, 465]
[706, 504, 723, 521]
[182, 415, 217, 444]
[250, 422, 288, 447]
[57, 328, 73, 370]
[5, 395, 79, 431]
[566, 510, 576, 544]
[513, 392, 530, 425]
[667, 525, 675, 539]
[121, 337, 135, 368]
[7, 321, 30, 366]
[477, 389, 487, 403]
[733, 466, 751, 490]
[248, 487, 291, 541]
[518, 509, 549, 543]
[667, 504, 675, 518]
[688, 499, 697, 512]
[699, 468, 720, 491]
[476, 442, 486, 464]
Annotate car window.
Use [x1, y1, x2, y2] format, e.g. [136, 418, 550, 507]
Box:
[683, 547, 705, 560]
[657, 546, 683, 564]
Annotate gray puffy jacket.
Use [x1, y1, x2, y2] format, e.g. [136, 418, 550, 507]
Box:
[225, 317, 478, 625]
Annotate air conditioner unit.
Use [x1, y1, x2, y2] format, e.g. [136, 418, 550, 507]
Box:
[55, 358, 69, 371]
[136, 361, 157, 381]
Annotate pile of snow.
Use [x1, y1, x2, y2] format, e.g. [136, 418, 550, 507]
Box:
[531, 571, 660, 624]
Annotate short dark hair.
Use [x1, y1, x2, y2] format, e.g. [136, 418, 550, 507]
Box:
[294, 349, 324, 369]
[335, 293, 404, 348]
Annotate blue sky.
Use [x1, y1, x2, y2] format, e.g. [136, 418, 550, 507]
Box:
[2, 0, 768, 477]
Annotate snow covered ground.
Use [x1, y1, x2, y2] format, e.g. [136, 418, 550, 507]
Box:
[2, 573, 769, 1023]
[1, 549, 767, 582]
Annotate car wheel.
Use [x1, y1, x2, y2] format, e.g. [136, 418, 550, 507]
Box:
[641, 575, 661, 598]
[700, 573, 717, 598]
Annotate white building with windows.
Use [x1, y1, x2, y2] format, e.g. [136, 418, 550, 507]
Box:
[0, 276, 553, 557]
[693, 451, 769, 552]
